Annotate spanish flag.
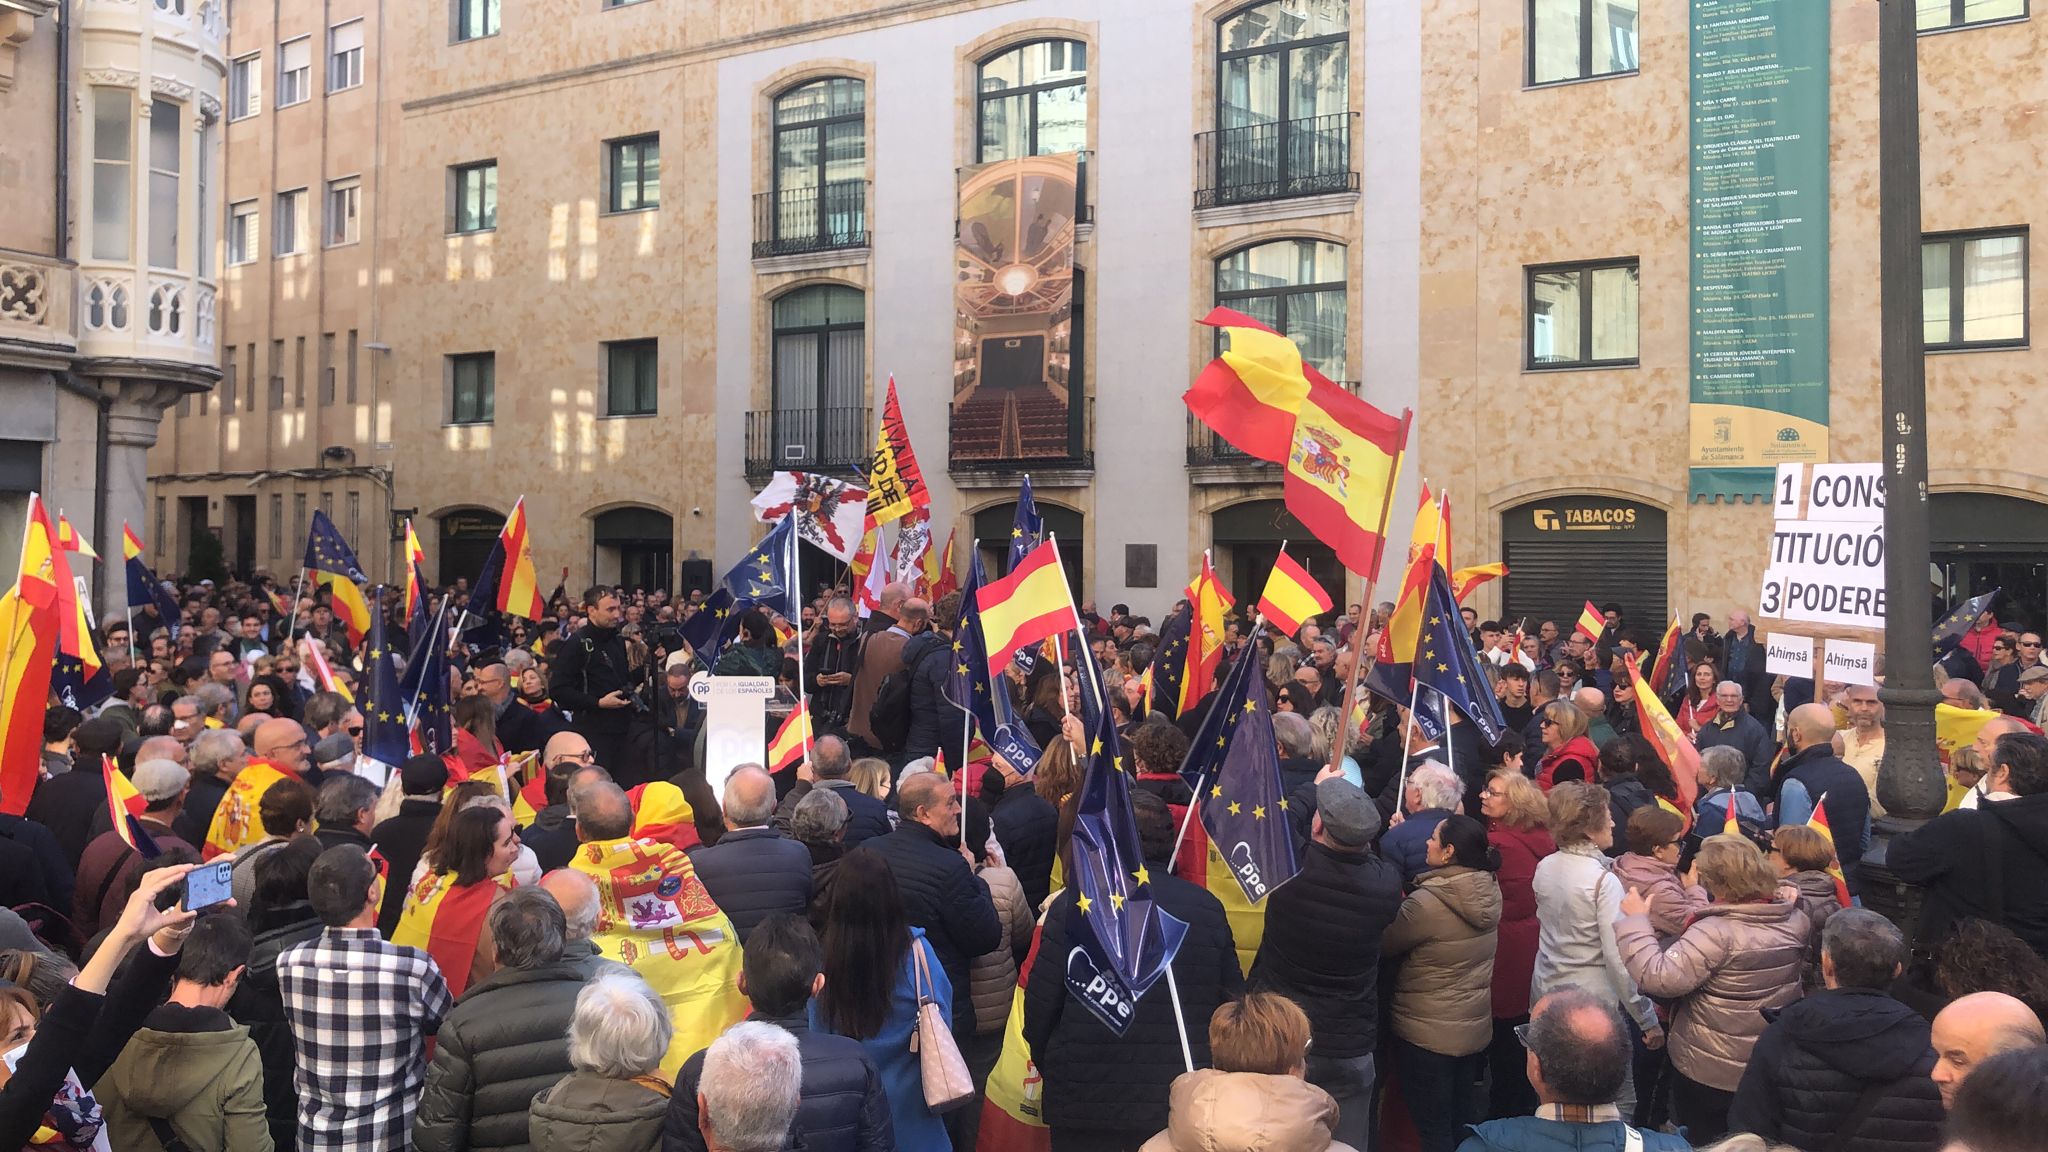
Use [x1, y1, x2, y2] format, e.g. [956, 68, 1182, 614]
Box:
[1621, 657, 1698, 832]
[54, 514, 98, 562]
[975, 541, 1075, 675]
[1257, 549, 1332, 636]
[1806, 796, 1854, 908]
[299, 637, 352, 703]
[1450, 562, 1507, 603]
[1179, 555, 1235, 715]
[768, 701, 811, 773]
[392, 871, 517, 997]
[930, 528, 959, 603]
[104, 755, 160, 858]
[1574, 601, 1606, 644]
[976, 924, 1052, 1152]
[24, 496, 103, 711]
[303, 510, 371, 644]
[495, 497, 546, 621]
[1186, 308, 1321, 464]
[865, 376, 929, 527]
[1282, 381, 1410, 579]
[0, 527, 59, 816]
[513, 773, 548, 826]
[572, 836, 747, 1074]
[402, 518, 429, 621]
[203, 760, 299, 860]
[1723, 793, 1741, 837]
[1648, 615, 1685, 698]
[1936, 702, 2003, 763]
[628, 780, 701, 852]
[1409, 484, 1451, 570]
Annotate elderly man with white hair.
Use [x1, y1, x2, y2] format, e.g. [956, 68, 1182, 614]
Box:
[1694, 680, 1777, 794]
[528, 970, 677, 1151]
[693, 1021, 804, 1152]
[177, 726, 250, 845]
[687, 765, 812, 944]
[1377, 761, 1463, 883]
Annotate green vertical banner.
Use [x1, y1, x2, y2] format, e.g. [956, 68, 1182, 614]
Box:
[1689, 0, 1830, 502]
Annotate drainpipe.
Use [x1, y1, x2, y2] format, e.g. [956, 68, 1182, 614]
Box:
[55, 372, 112, 608]
[55, 0, 69, 257]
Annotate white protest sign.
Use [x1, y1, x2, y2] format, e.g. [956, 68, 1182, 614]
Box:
[1822, 639, 1877, 686]
[1757, 564, 1889, 630]
[691, 673, 774, 803]
[1799, 464, 1886, 523]
[1765, 632, 1815, 679]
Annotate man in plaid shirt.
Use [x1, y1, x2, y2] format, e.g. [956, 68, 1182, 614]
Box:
[280, 844, 453, 1152]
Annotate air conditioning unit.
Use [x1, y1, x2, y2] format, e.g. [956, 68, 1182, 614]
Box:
[782, 443, 808, 461]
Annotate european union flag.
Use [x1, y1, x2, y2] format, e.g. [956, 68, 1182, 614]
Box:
[1009, 477, 1043, 568]
[1148, 605, 1193, 723]
[679, 587, 740, 668]
[303, 510, 367, 584]
[399, 600, 453, 756]
[1362, 643, 1446, 742]
[1064, 711, 1189, 1035]
[1177, 624, 1262, 790]
[1412, 564, 1508, 746]
[723, 515, 795, 621]
[1934, 588, 2001, 658]
[1199, 666, 1300, 902]
[465, 535, 506, 639]
[359, 587, 411, 781]
[949, 551, 1041, 774]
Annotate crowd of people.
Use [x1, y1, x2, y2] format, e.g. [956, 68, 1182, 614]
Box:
[9, 570, 2048, 1152]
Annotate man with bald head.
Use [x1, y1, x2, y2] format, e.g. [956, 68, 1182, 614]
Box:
[1963, 715, 2030, 809]
[473, 661, 555, 754]
[1775, 702, 1871, 882]
[686, 765, 811, 942]
[1933, 992, 2047, 1108]
[539, 869, 603, 953]
[1893, 731, 2048, 957]
[869, 771, 1001, 1046]
[202, 717, 314, 859]
[1573, 686, 1616, 748]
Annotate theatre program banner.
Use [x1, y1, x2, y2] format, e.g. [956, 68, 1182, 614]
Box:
[1688, 0, 1830, 503]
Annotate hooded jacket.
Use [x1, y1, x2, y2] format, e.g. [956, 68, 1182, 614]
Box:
[900, 630, 961, 762]
[1381, 865, 1503, 1057]
[1535, 736, 1597, 792]
[1726, 987, 1947, 1152]
[528, 1072, 670, 1152]
[1610, 852, 1709, 945]
[1488, 822, 1554, 1021]
[1614, 900, 1809, 1092]
[1886, 789, 2048, 958]
[1136, 1069, 1359, 1152]
[98, 1003, 272, 1152]
[1783, 870, 1841, 987]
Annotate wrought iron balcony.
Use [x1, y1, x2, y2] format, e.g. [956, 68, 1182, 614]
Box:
[948, 393, 1091, 476]
[744, 405, 870, 482]
[752, 180, 870, 259]
[1185, 382, 1360, 481]
[1194, 112, 1359, 209]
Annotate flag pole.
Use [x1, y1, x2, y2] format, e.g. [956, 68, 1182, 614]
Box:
[284, 570, 306, 643]
[1328, 413, 1414, 783]
[124, 605, 136, 664]
[789, 512, 810, 766]
[1433, 486, 1453, 789]
[959, 536, 979, 804]
[1048, 536, 1102, 714]
[1164, 963, 1195, 1074]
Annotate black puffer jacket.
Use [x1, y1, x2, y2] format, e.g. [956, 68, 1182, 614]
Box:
[413, 947, 613, 1152]
[900, 630, 961, 763]
[1022, 873, 1243, 1134]
[687, 825, 813, 943]
[1727, 986, 1946, 1152]
[1886, 790, 2048, 958]
[227, 915, 323, 1152]
[868, 822, 1002, 1033]
[809, 780, 893, 847]
[1250, 840, 1403, 1059]
[992, 785, 1059, 914]
[1602, 774, 1657, 858]
[662, 1011, 893, 1152]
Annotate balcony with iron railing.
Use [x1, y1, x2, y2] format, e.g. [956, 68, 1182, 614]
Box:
[744, 405, 870, 482]
[948, 393, 1091, 484]
[1194, 112, 1359, 209]
[752, 180, 870, 260]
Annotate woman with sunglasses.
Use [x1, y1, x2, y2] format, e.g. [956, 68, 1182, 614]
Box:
[1533, 700, 1598, 792]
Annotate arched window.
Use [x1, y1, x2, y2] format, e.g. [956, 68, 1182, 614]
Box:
[768, 78, 867, 253]
[1206, 1, 1351, 205]
[976, 39, 1087, 162]
[764, 286, 866, 473]
[1215, 239, 1347, 380]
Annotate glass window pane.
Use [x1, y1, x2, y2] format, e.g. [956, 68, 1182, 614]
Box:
[1288, 288, 1348, 379]
[1593, 0, 1639, 75]
[149, 101, 180, 172]
[149, 101, 180, 268]
[1530, 270, 1583, 364]
[1035, 84, 1087, 155]
[93, 89, 132, 261]
[1962, 235, 2026, 343]
[1922, 240, 1953, 345]
[822, 123, 863, 185]
[1219, 53, 1281, 130]
[1222, 0, 1349, 52]
[773, 284, 862, 329]
[776, 125, 819, 190]
[1590, 264, 1639, 361]
[1531, 0, 1583, 84]
[636, 142, 659, 208]
[775, 77, 864, 126]
[1963, 0, 2026, 22]
[1289, 41, 1349, 120]
[93, 86, 129, 162]
[1217, 238, 1345, 293]
[1916, 0, 1952, 26]
[979, 92, 1028, 162]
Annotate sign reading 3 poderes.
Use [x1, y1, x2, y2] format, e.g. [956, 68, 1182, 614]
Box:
[1688, 0, 1831, 502]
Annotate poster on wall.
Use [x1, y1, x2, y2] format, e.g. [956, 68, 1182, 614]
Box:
[952, 153, 1080, 464]
[1687, 0, 1831, 502]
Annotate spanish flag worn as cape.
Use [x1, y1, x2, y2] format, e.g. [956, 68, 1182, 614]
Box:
[392, 871, 516, 997]
[627, 781, 701, 853]
[571, 835, 747, 1074]
[203, 760, 299, 860]
[513, 773, 548, 826]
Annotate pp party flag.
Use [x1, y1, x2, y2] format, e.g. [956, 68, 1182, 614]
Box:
[571, 834, 748, 1074]
[768, 700, 811, 773]
[865, 375, 929, 527]
[203, 760, 299, 860]
[303, 509, 372, 643]
[1621, 655, 1700, 831]
[752, 470, 868, 563]
[399, 597, 454, 758]
[1063, 712, 1189, 1034]
[947, 550, 1041, 777]
[1258, 549, 1333, 637]
[1934, 588, 2000, 658]
[1411, 556, 1509, 746]
[1283, 381, 1410, 579]
[1806, 795, 1854, 908]
[1450, 562, 1507, 603]
[1574, 600, 1607, 644]
[1199, 667, 1300, 905]
[0, 569, 57, 815]
[1185, 307, 1322, 464]
[976, 540, 1075, 676]
[392, 870, 516, 997]
[356, 595, 409, 786]
[721, 515, 796, 621]
[102, 754, 161, 859]
[55, 514, 98, 562]
[1009, 475, 1044, 567]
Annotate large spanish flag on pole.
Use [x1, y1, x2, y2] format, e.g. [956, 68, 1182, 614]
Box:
[1185, 308, 1321, 464]
[103, 754, 161, 857]
[975, 540, 1075, 675]
[1621, 656, 1699, 831]
[0, 511, 60, 814]
[1178, 554, 1234, 715]
[303, 510, 372, 644]
[495, 497, 546, 622]
[1283, 382, 1411, 579]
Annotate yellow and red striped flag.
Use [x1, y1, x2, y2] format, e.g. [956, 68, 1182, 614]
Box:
[1179, 554, 1235, 714]
[1622, 657, 1699, 832]
[1283, 381, 1410, 580]
[1257, 548, 1332, 636]
[55, 514, 98, 562]
[1450, 562, 1507, 603]
[299, 637, 352, 703]
[203, 760, 300, 860]
[403, 518, 429, 621]
[1185, 307, 1320, 464]
[865, 376, 930, 527]
[975, 541, 1075, 675]
[103, 755, 160, 857]
[976, 931, 1052, 1152]
[495, 497, 546, 621]
[1574, 600, 1607, 644]
[768, 701, 811, 773]
[392, 871, 517, 997]
[0, 547, 59, 816]
[930, 528, 959, 603]
[121, 522, 145, 562]
[513, 773, 548, 827]
[571, 835, 747, 1074]
[627, 780, 700, 853]
[1808, 794, 1853, 908]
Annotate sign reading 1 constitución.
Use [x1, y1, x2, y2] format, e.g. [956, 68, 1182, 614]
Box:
[1687, 0, 1831, 503]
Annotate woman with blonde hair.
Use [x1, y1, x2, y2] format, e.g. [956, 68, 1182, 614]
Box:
[1481, 769, 1553, 1118]
[1534, 700, 1597, 791]
[847, 757, 895, 831]
[1616, 835, 1809, 1143]
[1138, 993, 1356, 1152]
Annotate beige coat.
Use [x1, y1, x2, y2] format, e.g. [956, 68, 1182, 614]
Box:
[1612, 852, 1711, 945]
[1138, 1069, 1361, 1152]
[1616, 899, 1810, 1091]
[1380, 865, 1502, 1057]
[968, 863, 1035, 1035]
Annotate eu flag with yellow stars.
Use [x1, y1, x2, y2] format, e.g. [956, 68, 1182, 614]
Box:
[679, 587, 740, 668]
[1176, 621, 1260, 790]
[1064, 711, 1188, 1036]
[949, 551, 1040, 775]
[721, 515, 795, 621]
[1197, 651, 1300, 902]
[1008, 477, 1043, 568]
[1933, 588, 2000, 659]
[1412, 562, 1508, 746]
[399, 593, 453, 757]
[1147, 605, 1194, 723]
[358, 587, 411, 784]
[303, 510, 372, 644]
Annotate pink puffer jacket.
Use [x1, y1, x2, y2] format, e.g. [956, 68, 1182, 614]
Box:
[1615, 899, 1810, 1091]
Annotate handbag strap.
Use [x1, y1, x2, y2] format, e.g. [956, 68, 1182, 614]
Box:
[1819, 1077, 1891, 1152]
[908, 936, 934, 1005]
[147, 1115, 199, 1152]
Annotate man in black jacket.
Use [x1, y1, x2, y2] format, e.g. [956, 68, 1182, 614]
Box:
[774, 736, 891, 847]
[688, 766, 812, 943]
[663, 913, 892, 1152]
[899, 593, 964, 766]
[1888, 729, 2048, 958]
[1728, 909, 1947, 1150]
[1773, 704, 1871, 878]
[804, 599, 864, 736]
[369, 755, 445, 936]
[867, 770, 1002, 1043]
[992, 771, 1059, 914]
[1250, 775, 1401, 1151]
[548, 587, 641, 782]
[1024, 790, 1242, 1152]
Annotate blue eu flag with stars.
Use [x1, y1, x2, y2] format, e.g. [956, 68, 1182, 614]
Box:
[722, 516, 795, 622]
[679, 587, 741, 669]
[1198, 662, 1301, 902]
[358, 588, 412, 780]
[398, 595, 453, 757]
[1412, 564, 1508, 746]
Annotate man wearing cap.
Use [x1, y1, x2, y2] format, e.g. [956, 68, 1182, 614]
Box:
[472, 662, 558, 755]
[1247, 773, 1402, 1150]
[2017, 663, 2048, 727]
[74, 758, 197, 937]
[371, 755, 448, 936]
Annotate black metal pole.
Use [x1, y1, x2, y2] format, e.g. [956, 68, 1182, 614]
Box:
[1873, 0, 1946, 823]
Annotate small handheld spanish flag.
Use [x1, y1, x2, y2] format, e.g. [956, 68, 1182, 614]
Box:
[768, 700, 811, 773]
[103, 755, 161, 859]
[1723, 794, 1741, 838]
[1808, 793, 1854, 908]
[1574, 600, 1607, 644]
[1257, 548, 1333, 637]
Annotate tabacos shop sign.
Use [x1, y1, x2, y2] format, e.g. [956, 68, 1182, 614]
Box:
[1529, 505, 1639, 533]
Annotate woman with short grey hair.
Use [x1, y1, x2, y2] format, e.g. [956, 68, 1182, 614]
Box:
[528, 971, 675, 1152]
[696, 1020, 803, 1152]
[1693, 744, 1766, 833]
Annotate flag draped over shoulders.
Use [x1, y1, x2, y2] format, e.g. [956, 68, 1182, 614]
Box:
[203, 760, 298, 860]
[391, 871, 516, 998]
